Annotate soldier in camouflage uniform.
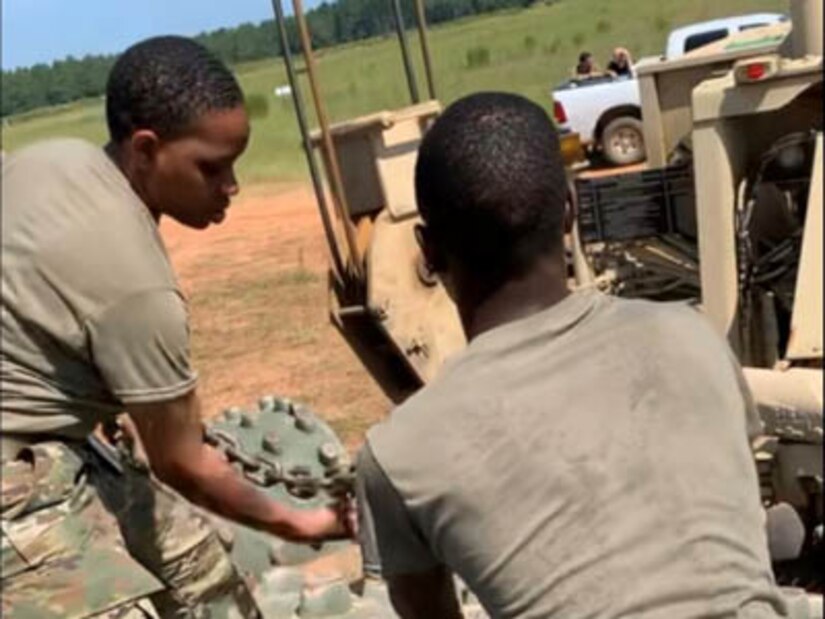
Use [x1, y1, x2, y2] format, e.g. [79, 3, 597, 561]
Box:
[1, 36, 350, 619]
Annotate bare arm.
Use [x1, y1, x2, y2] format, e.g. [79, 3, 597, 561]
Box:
[126, 390, 349, 543]
[386, 566, 463, 619]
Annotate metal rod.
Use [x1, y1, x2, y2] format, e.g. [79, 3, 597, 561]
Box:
[269, 0, 346, 283]
[389, 0, 421, 104]
[291, 0, 364, 280]
[412, 0, 437, 100]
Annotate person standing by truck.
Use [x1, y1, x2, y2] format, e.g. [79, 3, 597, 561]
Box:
[1, 35, 351, 618]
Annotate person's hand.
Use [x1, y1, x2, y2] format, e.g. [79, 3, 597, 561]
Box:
[285, 496, 358, 545]
[115, 414, 150, 467]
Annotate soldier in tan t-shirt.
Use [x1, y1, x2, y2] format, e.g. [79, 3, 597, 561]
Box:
[356, 93, 789, 618]
[1, 37, 351, 618]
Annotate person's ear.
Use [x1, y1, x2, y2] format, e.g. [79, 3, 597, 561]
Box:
[564, 178, 578, 234]
[128, 129, 161, 172]
[415, 223, 447, 273]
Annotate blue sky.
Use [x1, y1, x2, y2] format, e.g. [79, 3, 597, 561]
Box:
[2, 0, 322, 70]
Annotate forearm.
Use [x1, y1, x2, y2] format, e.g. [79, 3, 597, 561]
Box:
[160, 443, 312, 541]
[127, 393, 346, 543]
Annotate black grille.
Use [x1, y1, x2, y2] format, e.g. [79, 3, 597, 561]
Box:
[575, 165, 697, 243]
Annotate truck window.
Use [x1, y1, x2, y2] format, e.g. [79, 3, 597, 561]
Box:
[739, 23, 768, 31]
[683, 29, 729, 53]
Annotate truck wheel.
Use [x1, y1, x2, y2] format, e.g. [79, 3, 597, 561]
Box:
[601, 116, 646, 166]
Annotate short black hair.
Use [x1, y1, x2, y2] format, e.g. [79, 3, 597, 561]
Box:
[415, 92, 567, 281]
[106, 35, 244, 143]
[579, 52, 592, 63]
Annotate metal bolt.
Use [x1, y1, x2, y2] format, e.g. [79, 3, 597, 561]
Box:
[262, 432, 281, 455]
[294, 412, 316, 433]
[318, 442, 339, 467]
[223, 407, 242, 424]
[270, 397, 286, 413]
[259, 395, 276, 413]
[240, 413, 255, 428]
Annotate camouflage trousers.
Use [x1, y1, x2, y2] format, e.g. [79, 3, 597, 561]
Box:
[1, 440, 261, 619]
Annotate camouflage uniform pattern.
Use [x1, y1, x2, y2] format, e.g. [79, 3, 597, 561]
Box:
[1, 440, 260, 619]
[1, 442, 163, 618]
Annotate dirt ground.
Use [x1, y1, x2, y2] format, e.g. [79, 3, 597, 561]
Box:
[159, 183, 390, 452]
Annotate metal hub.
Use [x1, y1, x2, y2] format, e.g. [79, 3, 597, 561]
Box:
[610, 127, 643, 157]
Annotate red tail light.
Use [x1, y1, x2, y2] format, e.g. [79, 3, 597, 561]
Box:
[734, 56, 779, 83]
[746, 62, 768, 80]
[553, 100, 568, 125]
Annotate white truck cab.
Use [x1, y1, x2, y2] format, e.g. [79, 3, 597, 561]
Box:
[665, 13, 786, 59]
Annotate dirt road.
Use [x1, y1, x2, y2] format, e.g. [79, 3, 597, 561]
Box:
[160, 183, 390, 451]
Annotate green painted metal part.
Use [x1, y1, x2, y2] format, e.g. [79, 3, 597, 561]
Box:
[204, 395, 489, 618]
[205, 395, 398, 618]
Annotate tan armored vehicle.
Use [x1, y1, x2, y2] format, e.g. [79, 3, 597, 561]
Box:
[272, 0, 822, 607]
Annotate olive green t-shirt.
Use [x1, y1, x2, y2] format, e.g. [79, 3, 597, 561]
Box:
[358, 291, 786, 618]
[1, 139, 197, 440]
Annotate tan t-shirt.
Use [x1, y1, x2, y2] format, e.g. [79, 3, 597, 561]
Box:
[358, 290, 786, 618]
[1, 139, 197, 440]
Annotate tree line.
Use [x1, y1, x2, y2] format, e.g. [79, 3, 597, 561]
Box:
[1, 0, 538, 118]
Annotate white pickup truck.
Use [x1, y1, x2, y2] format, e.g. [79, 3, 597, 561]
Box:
[552, 12, 786, 166]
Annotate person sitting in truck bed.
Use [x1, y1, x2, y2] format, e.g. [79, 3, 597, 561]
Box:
[606, 47, 633, 77]
[572, 51, 599, 78]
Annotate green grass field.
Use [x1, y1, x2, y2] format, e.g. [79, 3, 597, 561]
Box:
[2, 0, 784, 185]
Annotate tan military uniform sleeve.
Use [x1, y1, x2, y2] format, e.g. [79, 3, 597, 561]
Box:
[356, 441, 440, 576]
[86, 289, 197, 404]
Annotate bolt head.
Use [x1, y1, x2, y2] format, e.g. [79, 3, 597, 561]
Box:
[262, 432, 281, 455]
[223, 407, 242, 424]
[294, 413, 316, 433]
[318, 442, 339, 467]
